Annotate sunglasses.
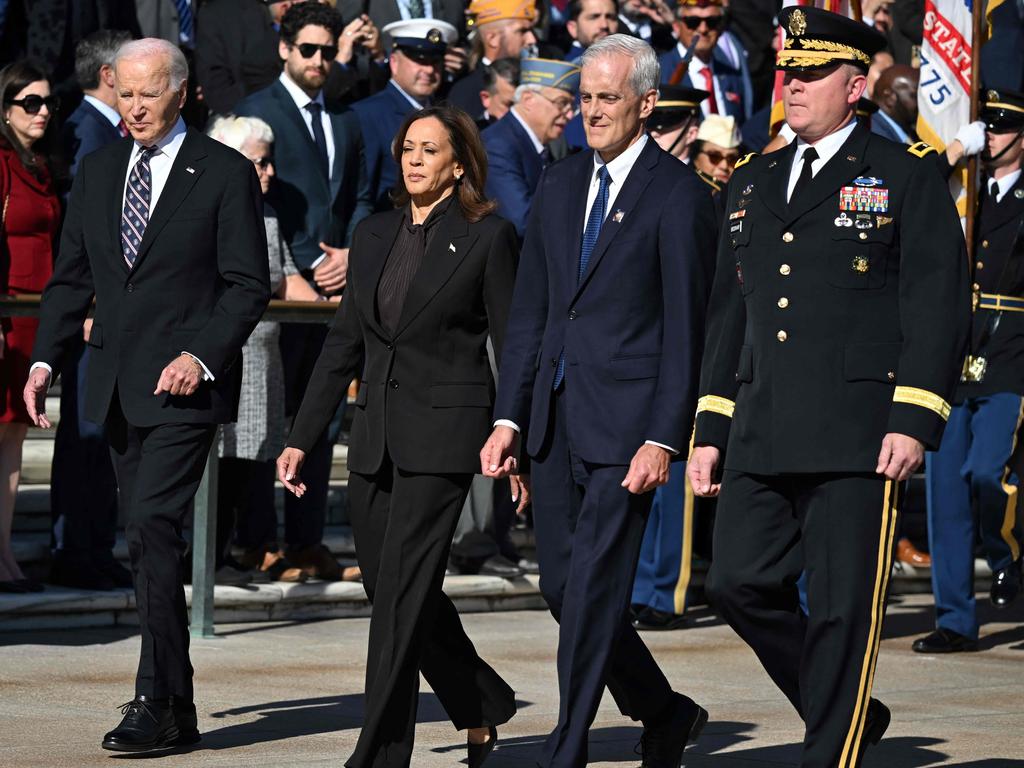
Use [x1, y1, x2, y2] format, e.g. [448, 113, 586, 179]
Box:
[700, 149, 739, 166]
[295, 43, 339, 60]
[5, 94, 60, 115]
[681, 15, 724, 30]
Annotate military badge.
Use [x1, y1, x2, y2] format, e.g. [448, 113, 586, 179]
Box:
[839, 186, 888, 212]
[852, 256, 869, 273]
[853, 176, 883, 187]
[876, 215, 893, 227]
[743, 184, 753, 195]
[834, 212, 853, 227]
[730, 221, 743, 233]
[854, 215, 873, 229]
[788, 8, 807, 36]
[1016, 189, 1024, 200]
[612, 209, 625, 222]
[729, 209, 746, 220]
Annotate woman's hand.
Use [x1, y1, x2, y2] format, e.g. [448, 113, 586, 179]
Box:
[277, 447, 308, 497]
[510, 474, 531, 516]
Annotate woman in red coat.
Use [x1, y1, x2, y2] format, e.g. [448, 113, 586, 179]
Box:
[0, 61, 60, 592]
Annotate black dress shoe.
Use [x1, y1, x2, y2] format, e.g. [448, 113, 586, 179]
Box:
[633, 607, 689, 632]
[94, 552, 134, 588]
[991, 560, 1022, 609]
[912, 627, 978, 654]
[468, 725, 497, 768]
[171, 697, 201, 746]
[639, 692, 708, 767]
[478, 555, 524, 579]
[49, 558, 117, 591]
[860, 699, 890, 754]
[102, 696, 179, 752]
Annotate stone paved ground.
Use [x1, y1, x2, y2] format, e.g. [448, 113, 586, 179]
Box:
[2, 593, 1023, 767]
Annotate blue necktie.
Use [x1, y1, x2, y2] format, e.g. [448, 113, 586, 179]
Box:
[121, 146, 157, 268]
[553, 165, 612, 389]
[173, 0, 194, 47]
[306, 101, 330, 180]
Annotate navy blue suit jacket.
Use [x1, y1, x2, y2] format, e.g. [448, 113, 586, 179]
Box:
[235, 80, 373, 271]
[352, 82, 418, 212]
[869, 111, 909, 145]
[658, 46, 752, 124]
[61, 99, 121, 176]
[483, 112, 546, 237]
[494, 139, 718, 463]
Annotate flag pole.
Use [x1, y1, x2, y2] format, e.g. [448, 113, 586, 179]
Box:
[850, 0, 863, 22]
[965, 0, 984, 259]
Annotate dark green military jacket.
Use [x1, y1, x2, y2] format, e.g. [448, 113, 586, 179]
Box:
[693, 122, 971, 474]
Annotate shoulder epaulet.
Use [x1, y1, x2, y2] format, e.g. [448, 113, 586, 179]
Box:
[734, 152, 758, 169]
[907, 141, 937, 158]
[695, 169, 722, 193]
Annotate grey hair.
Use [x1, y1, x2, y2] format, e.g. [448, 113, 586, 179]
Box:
[113, 38, 189, 89]
[580, 33, 660, 96]
[513, 83, 544, 104]
[207, 115, 275, 152]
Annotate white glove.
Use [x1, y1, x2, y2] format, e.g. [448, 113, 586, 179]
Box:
[953, 120, 986, 156]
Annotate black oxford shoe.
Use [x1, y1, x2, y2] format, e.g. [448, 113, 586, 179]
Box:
[101, 696, 179, 752]
[633, 607, 689, 632]
[991, 560, 1022, 609]
[912, 627, 978, 654]
[638, 692, 708, 767]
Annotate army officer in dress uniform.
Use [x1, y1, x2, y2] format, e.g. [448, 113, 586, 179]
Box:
[687, 7, 970, 767]
[915, 89, 1024, 655]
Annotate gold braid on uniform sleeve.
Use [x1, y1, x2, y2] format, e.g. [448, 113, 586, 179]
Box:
[696, 395, 736, 418]
[892, 386, 951, 420]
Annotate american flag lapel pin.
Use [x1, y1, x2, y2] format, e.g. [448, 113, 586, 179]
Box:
[449, 242, 456, 252]
[612, 209, 625, 223]
[185, 166, 195, 174]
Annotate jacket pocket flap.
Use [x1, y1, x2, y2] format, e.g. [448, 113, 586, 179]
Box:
[86, 323, 103, 348]
[831, 223, 894, 244]
[430, 383, 492, 407]
[844, 342, 901, 383]
[354, 385, 367, 406]
[609, 354, 661, 380]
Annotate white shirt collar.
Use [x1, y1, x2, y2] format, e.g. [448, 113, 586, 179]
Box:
[83, 94, 122, 128]
[991, 169, 1022, 202]
[510, 106, 546, 154]
[593, 132, 649, 184]
[793, 119, 859, 167]
[130, 116, 187, 160]
[279, 70, 324, 113]
[389, 79, 427, 110]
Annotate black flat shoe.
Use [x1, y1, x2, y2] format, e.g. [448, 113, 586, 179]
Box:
[633, 607, 689, 632]
[468, 725, 497, 768]
[639, 692, 708, 767]
[991, 559, 1022, 608]
[101, 696, 179, 752]
[912, 627, 978, 654]
[861, 699, 890, 754]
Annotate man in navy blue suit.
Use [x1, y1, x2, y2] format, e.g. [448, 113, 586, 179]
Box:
[352, 19, 455, 211]
[49, 29, 134, 592]
[481, 33, 716, 768]
[483, 58, 580, 237]
[658, 0, 751, 125]
[235, 2, 373, 580]
[870, 64, 918, 145]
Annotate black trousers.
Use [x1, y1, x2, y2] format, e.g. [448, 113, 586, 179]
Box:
[215, 457, 277, 566]
[345, 450, 516, 768]
[707, 471, 901, 768]
[531, 390, 674, 768]
[106, 396, 216, 701]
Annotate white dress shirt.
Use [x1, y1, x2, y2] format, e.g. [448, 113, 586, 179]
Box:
[390, 79, 427, 109]
[510, 106, 546, 154]
[83, 94, 122, 129]
[989, 169, 1022, 203]
[786, 119, 859, 202]
[684, 50, 727, 120]
[495, 135, 678, 453]
[279, 71, 336, 178]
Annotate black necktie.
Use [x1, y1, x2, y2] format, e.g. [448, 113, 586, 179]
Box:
[790, 146, 818, 203]
[306, 101, 329, 180]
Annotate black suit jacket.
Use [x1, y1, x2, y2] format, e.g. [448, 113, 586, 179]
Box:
[287, 204, 518, 475]
[32, 129, 272, 428]
[236, 80, 374, 271]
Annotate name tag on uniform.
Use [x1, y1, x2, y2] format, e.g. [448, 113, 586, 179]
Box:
[839, 186, 889, 213]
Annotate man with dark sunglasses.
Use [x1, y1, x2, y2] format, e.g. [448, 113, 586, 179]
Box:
[235, 1, 373, 583]
[658, 0, 751, 126]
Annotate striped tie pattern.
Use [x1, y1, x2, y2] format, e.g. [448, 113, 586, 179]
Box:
[174, 0, 194, 46]
[553, 165, 611, 389]
[121, 146, 157, 268]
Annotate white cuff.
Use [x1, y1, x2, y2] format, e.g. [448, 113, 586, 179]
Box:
[310, 253, 327, 270]
[645, 439, 679, 455]
[494, 419, 520, 432]
[182, 352, 214, 382]
[29, 362, 53, 386]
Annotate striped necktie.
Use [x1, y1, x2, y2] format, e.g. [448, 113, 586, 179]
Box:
[121, 146, 158, 268]
[174, 0, 194, 47]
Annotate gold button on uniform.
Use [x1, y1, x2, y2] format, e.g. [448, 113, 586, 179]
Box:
[778, 297, 790, 308]
[859, 232, 868, 240]
[779, 264, 791, 275]
[777, 330, 788, 342]
[887, 371, 896, 381]
[782, 232, 794, 243]
[982, 240, 989, 248]
[976, 261, 984, 270]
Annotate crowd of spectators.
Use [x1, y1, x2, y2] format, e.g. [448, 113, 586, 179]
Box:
[0, 0, 1023, 594]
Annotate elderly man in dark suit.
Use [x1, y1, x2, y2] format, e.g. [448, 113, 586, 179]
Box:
[481, 33, 716, 768]
[48, 29, 133, 593]
[24, 37, 270, 752]
[235, 1, 374, 581]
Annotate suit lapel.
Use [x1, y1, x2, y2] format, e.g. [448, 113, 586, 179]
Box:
[784, 123, 870, 226]
[328, 109, 346, 201]
[130, 129, 206, 273]
[355, 209, 403, 340]
[983, 177, 1024, 231]
[509, 115, 544, 183]
[393, 204, 476, 338]
[572, 141, 658, 303]
[274, 82, 330, 194]
[565, 153, 594, 291]
[755, 140, 796, 223]
[108, 138, 136, 273]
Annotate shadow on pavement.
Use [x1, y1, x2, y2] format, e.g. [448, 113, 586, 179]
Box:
[0, 624, 139, 647]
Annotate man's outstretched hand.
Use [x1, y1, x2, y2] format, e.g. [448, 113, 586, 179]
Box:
[23, 366, 52, 429]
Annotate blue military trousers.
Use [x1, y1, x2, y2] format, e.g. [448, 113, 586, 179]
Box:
[925, 393, 1024, 638]
[631, 468, 697, 614]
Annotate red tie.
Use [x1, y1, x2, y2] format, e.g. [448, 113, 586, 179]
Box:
[700, 66, 719, 114]
[117, 119, 130, 138]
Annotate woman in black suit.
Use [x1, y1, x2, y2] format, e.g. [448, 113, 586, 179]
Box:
[277, 105, 521, 768]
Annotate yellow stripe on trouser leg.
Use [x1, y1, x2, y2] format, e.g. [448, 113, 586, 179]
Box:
[839, 479, 899, 768]
[672, 480, 695, 615]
